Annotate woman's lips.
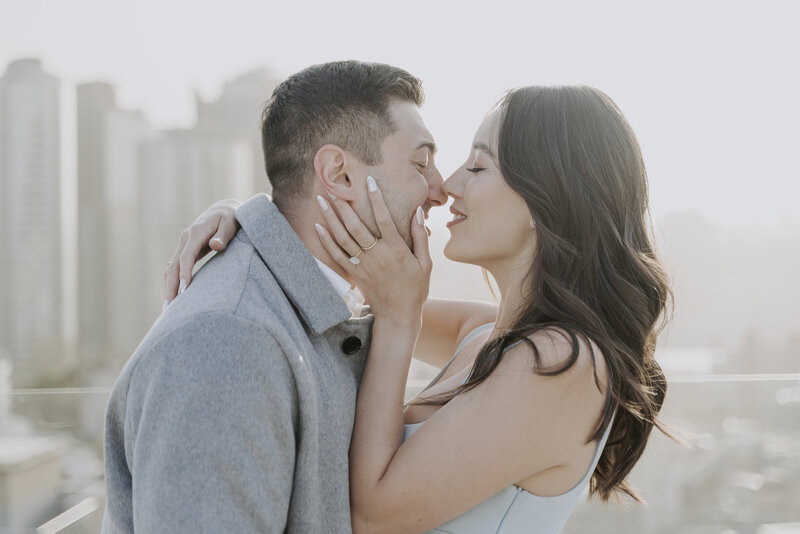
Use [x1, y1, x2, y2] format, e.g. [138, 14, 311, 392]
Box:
[447, 207, 467, 228]
[446, 216, 467, 228]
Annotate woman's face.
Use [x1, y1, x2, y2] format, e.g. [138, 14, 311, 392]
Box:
[442, 109, 536, 269]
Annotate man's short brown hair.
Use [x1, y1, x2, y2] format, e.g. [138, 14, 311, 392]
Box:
[261, 60, 424, 209]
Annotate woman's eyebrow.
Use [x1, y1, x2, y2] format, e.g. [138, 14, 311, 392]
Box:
[472, 142, 496, 159]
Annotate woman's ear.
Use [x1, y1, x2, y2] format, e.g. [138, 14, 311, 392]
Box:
[313, 144, 357, 201]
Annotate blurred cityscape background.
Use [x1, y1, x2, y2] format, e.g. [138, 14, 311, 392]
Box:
[1, 1, 799, 532]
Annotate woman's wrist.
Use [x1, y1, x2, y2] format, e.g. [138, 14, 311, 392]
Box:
[372, 315, 422, 345]
[374, 310, 422, 332]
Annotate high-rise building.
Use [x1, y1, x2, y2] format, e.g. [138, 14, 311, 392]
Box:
[76, 82, 115, 373]
[137, 130, 254, 324]
[75, 69, 277, 376]
[0, 59, 62, 384]
[195, 68, 279, 196]
[76, 83, 157, 372]
[103, 107, 157, 368]
[125, 69, 274, 351]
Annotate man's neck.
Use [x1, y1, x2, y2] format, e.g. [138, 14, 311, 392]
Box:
[282, 202, 355, 288]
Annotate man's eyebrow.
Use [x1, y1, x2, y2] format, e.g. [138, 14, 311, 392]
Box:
[416, 140, 438, 155]
[473, 142, 496, 159]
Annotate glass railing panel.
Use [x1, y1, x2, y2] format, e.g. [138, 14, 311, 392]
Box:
[1, 375, 797, 533]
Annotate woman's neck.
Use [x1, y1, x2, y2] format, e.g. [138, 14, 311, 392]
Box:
[485, 254, 533, 333]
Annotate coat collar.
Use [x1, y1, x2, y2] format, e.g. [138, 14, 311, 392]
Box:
[235, 194, 353, 334]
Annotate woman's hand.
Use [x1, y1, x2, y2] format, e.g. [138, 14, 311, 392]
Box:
[164, 199, 242, 303]
[314, 176, 432, 328]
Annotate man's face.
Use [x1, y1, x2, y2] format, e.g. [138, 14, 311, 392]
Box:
[358, 100, 443, 247]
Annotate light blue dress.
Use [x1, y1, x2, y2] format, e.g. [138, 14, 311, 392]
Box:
[402, 323, 615, 534]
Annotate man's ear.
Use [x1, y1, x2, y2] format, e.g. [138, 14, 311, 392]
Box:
[313, 144, 357, 201]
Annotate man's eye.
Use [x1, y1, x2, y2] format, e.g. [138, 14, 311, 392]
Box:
[416, 162, 429, 171]
[466, 167, 485, 174]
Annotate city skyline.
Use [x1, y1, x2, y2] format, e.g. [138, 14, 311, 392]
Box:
[2, 0, 799, 230]
[1, 56, 798, 384]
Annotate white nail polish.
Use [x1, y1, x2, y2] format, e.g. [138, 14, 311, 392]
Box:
[327, 192, 337, 201]
[315, 223, 325, 236]
[317, 195, 329, 211]
[178, 279, 187, 295]
[367, 176, 378, 192]
[416, 206, 424, 225]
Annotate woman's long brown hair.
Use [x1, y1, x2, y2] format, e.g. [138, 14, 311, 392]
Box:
[412, 86, 673, 502]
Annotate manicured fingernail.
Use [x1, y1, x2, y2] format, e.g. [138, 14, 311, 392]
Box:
[178, 279, 187, 295]
[314, 223, 326, 237]
[162, 299, 169, 313]
[416, 206, 424, 225]
[327, 192, 337, 201]
[316, 195, 329, 211]
[367, 176, 378, 192]
[211, 237, 224, 245]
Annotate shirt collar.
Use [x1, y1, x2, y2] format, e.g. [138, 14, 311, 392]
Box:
[313, 257, 352, 298]
[313, 257, 364, 318]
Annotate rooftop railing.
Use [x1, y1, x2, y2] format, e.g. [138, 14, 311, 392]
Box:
[1, 373, 797, 534]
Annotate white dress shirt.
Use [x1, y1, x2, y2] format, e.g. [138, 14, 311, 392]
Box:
[313, 257, 364, 318]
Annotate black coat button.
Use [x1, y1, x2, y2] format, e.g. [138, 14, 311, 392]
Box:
[341, 336, 362, 355]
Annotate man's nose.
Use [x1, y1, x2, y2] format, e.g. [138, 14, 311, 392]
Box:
[425, 167, 447, 207]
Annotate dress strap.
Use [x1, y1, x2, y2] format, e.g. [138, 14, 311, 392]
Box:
[410, 322, 496, 401]
[453, 322, 495, 356]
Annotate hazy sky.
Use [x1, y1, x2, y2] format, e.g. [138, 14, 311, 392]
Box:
[2, 0, 799, 229]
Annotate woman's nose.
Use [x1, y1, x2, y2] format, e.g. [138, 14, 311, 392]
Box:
[442, 170, 462, 199]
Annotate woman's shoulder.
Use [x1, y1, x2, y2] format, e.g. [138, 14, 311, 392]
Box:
[501, 326, 608, 385]
[444, 326, 610, 474]
[484, 327, 609, 444]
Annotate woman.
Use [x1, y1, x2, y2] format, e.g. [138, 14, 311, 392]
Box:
[165, 86, 672, 533]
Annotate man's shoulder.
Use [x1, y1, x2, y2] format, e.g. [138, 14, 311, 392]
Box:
[135, 310, 288, 378]
[109, 226, 309, 406]
[109, 310, 298, 424]
[171, 230, 300, 326]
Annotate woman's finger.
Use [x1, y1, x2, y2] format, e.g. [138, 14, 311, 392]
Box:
[314, 223, 353, 272]
[410, 205, 432, 268]
[366, 176, 403, 245]
[178, 225, 215, 291]
[328, 193, 379, 249]
[316, 195, 362, 258]
[164, 199, 241, 305]
[164, 231, 188, 302]
[209, 218, 236, 251]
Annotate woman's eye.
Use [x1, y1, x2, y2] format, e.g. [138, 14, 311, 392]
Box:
[416, 162, 429, 170]
[466, 167, 485, 174]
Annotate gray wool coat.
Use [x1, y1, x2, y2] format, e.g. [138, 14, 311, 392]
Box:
[102, 193, 374, 533]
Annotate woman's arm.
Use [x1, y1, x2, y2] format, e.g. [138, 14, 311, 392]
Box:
[164, 198, 243, 301]
[418, 298, 498, 369]
[164, 197, 498, 369]
[316, 179, 607, 534]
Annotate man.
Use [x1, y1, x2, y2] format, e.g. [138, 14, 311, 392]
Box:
[102, 60, 445, 533]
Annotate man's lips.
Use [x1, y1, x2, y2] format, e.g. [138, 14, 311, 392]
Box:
[422, 203, 432, 220]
